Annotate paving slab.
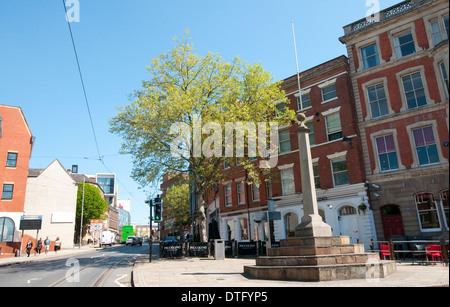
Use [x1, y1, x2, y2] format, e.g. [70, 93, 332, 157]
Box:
[132, 256, 449, 287]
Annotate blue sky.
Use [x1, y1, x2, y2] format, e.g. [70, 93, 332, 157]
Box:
[0, 0, 401, 224]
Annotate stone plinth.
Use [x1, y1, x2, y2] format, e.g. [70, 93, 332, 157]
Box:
[244, 236, 396, 282]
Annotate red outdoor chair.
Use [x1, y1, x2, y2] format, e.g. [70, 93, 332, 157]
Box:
[379, 244, 390, 260]
[426, 245, 443, 265]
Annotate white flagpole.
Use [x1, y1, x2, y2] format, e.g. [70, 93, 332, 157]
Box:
[291, 21, 303, 109]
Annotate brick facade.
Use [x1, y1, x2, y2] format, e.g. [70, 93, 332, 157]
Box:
[340, 0, 449, 240]
[209, 56, 377, 248]
[0, 104, 34, 257]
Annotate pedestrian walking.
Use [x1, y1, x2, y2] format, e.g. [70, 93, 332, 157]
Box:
[34, 238, 43, 256]
[54, 237, 61, 254]
[44, 236, 51, 255]
[26, 239, 33, 257]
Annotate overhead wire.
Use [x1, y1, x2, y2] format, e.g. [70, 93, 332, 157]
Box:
[61, 0, 151, 213]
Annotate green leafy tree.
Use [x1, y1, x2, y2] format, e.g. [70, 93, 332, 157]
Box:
[163, 184, 190, 230]
[75, 182, 109, 243]
[109, 31, 295, 242]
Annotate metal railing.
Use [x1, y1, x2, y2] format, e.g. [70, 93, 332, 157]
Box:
[362, 238, 449, 265]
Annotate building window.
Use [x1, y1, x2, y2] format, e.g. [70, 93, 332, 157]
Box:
[6, 153, 18, 168]
[279, 129, 291, 153]
[415, 193, 441, 231]
[275, 102, 287, 117]
[226, 220, 234, 240]
[361, 43, 380, 69]
[331, 159, 349, 186]
[444, 15, 449, 39]
[430, 19, 444, 45]
[322, 84, 337, 102]
[325, 113, 342, 141]
[401, 72, 427, 109]
[1, 184, 14, 200]
[306, 122, 315, 145]
[298, 94, 311, 110]
[224, 159, 231, 170]
[394, 30, 416, 58]
[239, 218, 249, 240]
[375, 135, 399, 172]
[251, 184, 260, 202]
[97, 176, 115, 194]
[440, 190, 449, 230]
[339, 206, 357, 216]
[440, 62, 449, 96]
[430, 16, 449, 46]
[367, 83, 389, 118]
[0, 217, 15, 242]
[313, 163, 320, 189]
[280, 169, 295, 196]
[237, 181, 246, 205]
[412, 126, 440, 166]
[224, 185, 232, 207]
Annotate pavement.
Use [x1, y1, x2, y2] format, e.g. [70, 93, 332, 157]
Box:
[132, 256, 449, 288]
[2, 246, 448, 288]
[0, 245, 100, 267]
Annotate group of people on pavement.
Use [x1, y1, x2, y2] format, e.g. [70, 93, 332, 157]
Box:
[25, 236, 61, 257]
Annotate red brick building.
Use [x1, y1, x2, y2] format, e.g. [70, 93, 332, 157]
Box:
[339, 0, 449, 240]
[208, 56, 378, 248]
[0, 104, 34, 257]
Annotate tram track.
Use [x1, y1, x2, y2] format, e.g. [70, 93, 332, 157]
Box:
[48, 245, 141, 287]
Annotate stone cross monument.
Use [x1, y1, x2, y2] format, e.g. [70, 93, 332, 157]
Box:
[295, 113, 332, 238]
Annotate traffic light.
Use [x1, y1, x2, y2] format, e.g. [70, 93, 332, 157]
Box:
[153, 197, 162, 222]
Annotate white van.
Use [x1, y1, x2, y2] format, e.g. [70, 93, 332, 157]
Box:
[100, 231, 115, 247]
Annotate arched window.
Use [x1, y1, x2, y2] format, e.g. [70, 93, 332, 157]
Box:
[339, 206, 357, 216]
[284, 212, 298, 238]
[415, 193, 441, 231]
[0, 217, 15, 242]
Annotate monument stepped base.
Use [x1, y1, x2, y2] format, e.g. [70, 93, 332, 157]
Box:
[244, 236, 396, 282]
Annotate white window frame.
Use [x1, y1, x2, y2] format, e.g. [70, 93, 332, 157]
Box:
[237, 181, 246, 205]
[367, 82, 389, 119]
[325, 112, 342, 142]
[251, 183, 260, 202]
[414, 193, 441, 232]
[321, 84, 338, 103]
[278, 129, 291, 154]
[360, 42, 380, 70]
[280, 168, 295, 196]
[375, 134, 400, 172]
[393, 30, 416, 59]
[330, 158, 349, 187]
[224, 184, 232, 207]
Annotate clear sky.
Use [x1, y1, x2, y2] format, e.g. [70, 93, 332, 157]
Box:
[0, 0, 402, 224]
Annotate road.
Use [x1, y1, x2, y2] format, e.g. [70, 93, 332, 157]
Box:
[0, 243, 150, 287]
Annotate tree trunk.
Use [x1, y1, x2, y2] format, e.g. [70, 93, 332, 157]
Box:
[196, 192, 208, 242]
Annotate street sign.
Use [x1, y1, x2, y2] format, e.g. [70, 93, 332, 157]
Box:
[90, 219, 103, 232]
[19, 216, 42, 230]
[269, 211, 281, 220]
[254, 212, 267, 222]
[254, 211, 281, 222]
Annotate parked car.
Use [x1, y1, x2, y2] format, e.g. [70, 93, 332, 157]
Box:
[126, 236, 136, 246]
[136, 237, 143, 246]
[165, 236, 177, 243]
